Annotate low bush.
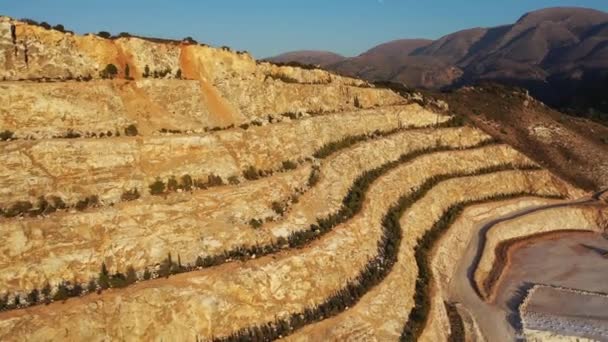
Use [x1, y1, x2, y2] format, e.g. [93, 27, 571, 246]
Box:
[0, 130, 14, 141]
[243, 166, 260, 180]
[249, 218, 263, 229]
[100, 64, 118, 79]
[121, 188, 140, 201]
[149, 178, 166, 195]
[180, 174, 194, 191]
[207, 174, 224, 187]
[97, 31, 111, 39]
[271, 201, 286, 215]
[167, 176, 179, 192]
[4, 201, 33, 217]
[75, 195, 99, 211]
[123, 124, 138, 136]
[281, 160, 298, 170]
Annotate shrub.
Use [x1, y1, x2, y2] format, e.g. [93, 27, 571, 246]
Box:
[27, 288, 39, 304]
[281, 160, 298, 170]
[75, 195, 99, 211]
[5, 201, 33, 217]
[149, 178, 166, 195]
[87, 279, 97, 293]
[175, 69, 182, 79]
[243, 166, 260, 180]
[249, 218, 263, 229]
[109, 273, 128, 288]
[100, 64, 118, 79]
[53, 282, 69, 302]
[183, 37, 197, 44]
[143, 65, 150, 78]
[64, 129, 81, 138]
[239, 123, 250, 130]
[271, 201, 286, 215]
[228, 176, 240, 185]
[207, 174, 224, 187]
[121, 188, 140, 201]
[158, 253, 174, 278]
[167, 176, 179, 192]
[41, 283, 52, 304]
[180, 174, 193, 191]
[143, 268, 152, 280]
[125, 64, 131, 79]
[307, 168, 321, 187]
[98, 263, 110, 290]
[49, 196, 66, 210]
[52, 24, 65, 32]
[97, 31, 111, 39]
[40, 22, 51, 30]
[0, 130, 14, 141]
[118, 32, 131, 38]
[124, 124, 138, 136]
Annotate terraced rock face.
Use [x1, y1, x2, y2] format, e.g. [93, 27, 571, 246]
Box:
[1, 16, 606, 342]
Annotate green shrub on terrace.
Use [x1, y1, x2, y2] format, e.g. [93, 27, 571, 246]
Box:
[49, 196, 66, 210]
[180, 174, 194, 191]
[143, 65, 150, 78]
[167, 176, 179, 192]
[271, 201, 286, 215]
[87, 279, 97, 293]
[64, 129, 81, 139]
[41, 283, 52, 304]
[175, 69, 182, 79]
[121, 188, 140, 202]
[100, 64, 118, 79]
[125, 64, 131, 79]
[281, 160, 298, 170]
[75, 195, 99, 211]
[307, 168, 321, 187]
[143, 268, 152, 280]
[158, 253, 174, 278]
[53, 282, 69, 302]
[0, 130, 14, 141]
[109, 273, 128, 288]
[207, 174, 224, 187]
[0, 294, 8, 311]
[149, 178, 166, 195]
[98, 263, 111, 290]
[228, 176, 240, 185]
[27, 289, 39, 304]
[5, 201, 33, 218]
[249, 218, 263, 229]
[97, 31, 111, 39]
[124, 124, 138, 136]
[126, 267, 137, 285]
[243, 166, 260, 180]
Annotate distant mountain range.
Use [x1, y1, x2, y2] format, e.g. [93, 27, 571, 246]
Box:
[268, 7, 608, 116]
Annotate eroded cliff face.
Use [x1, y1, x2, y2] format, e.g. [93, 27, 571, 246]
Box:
[0, 16, 403, 138]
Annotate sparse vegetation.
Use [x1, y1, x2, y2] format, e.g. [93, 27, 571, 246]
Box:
[121, 188, 141, 201]
[0, 130, 15, 141]
[100, 64, 118, 79]
[124, 124, 139, 136]
[243, 166, 261, 180]
[149, 178, 166, 195]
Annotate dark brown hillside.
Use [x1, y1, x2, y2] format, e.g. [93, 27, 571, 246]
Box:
[429, 84, 608, 191]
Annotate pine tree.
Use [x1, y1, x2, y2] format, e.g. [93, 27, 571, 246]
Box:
[99, 263, 110, 290]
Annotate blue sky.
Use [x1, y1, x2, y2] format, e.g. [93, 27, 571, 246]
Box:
[1, 1, 607, 58]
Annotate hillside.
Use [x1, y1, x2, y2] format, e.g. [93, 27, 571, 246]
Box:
[265, 50, 346, 67]
[0, 15, 607, 341]
[268, 7, 608, 117]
